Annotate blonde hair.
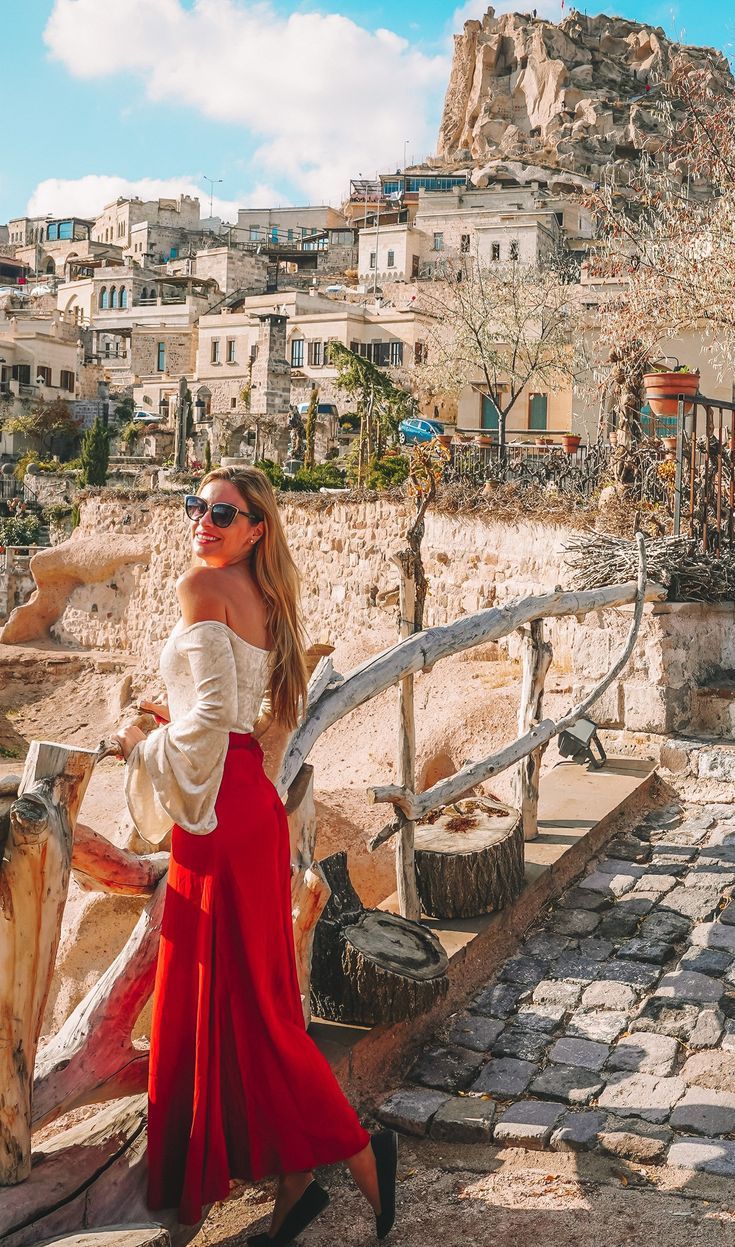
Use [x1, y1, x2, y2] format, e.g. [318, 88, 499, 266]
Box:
[200, 466, 308, 731]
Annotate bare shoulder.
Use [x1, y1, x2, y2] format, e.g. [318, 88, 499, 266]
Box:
[176, 566, 227, 625]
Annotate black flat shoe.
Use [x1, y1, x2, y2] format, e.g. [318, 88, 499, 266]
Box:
[246, 1179, 330, 1246]
[371, 1129, 398, 1240]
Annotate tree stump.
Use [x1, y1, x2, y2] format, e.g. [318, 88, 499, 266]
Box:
[310, 852, 448, 1026]
[414, 798, 524, 919]
[36, 1229, 171, 1247]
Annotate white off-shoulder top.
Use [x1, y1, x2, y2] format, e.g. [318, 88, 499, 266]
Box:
[125, 619, 272, 844]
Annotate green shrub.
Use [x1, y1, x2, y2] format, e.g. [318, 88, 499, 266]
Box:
[284, 462, 346, 492]
[43, 503, 73, 524]
[0, 514, 42, 546]
[344, 441, 409, 489]
[13, 452, 81, 481]
[255, 458, 285, 489]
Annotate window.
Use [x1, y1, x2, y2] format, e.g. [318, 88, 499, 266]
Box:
[231, 397, 237, 409]
[249, 344, 259, 363]
[110, 286, 118, 309]
[324, 339, 337, 366]
[414, 341, 427, 365]
[120, 287, 128, 308]
[271, 227, 278, 244]
[12, 364, 31, 385]
[157, 341, 166, 372]
[349, 340, 360, 355]
[461, 234, 470, 253]
[308, 340, 323, 367]
[226, 338, 236, 363]
[387, 249, 395, 268]
[412, 254, 420, 278]
[249, 226, 260, 241]
[369, 251, 377, 269]
[509, 240, 519, 260]
[389, 341, 404, 367]
[491, 243, 500, 262]
[211, 339, 221, 364]
[433, 232, 444, 251]
[287, 228, 294, 242]
[47, 223, 59, 241]
[60, 369, 75, 392]
[99, 286, 109, 309]
[36, 366, 52, 387]
[290, 338, 305, 368]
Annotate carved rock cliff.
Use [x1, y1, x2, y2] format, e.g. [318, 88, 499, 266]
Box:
[438, 7, 733, 187]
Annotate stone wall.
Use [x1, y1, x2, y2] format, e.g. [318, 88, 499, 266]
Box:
[131, 328, 196, 379]
[45, 491, 734, 741]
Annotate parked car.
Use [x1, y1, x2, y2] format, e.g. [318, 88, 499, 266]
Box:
[296, 401, 339, 422]
[132, 410, 163, 424]
[397, 416, 445, 446]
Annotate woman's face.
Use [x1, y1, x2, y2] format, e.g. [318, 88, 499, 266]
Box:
[190, 479, 264, 568]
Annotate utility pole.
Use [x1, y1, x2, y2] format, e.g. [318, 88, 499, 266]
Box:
[203, 176, 222, 221]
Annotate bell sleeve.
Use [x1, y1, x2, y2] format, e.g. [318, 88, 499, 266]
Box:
[124, 622, 238, 842]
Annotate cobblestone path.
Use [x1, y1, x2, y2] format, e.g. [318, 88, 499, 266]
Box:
[377, 800, 735, 1176]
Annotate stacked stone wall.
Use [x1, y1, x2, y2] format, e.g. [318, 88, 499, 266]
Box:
[47, 492, 735, 740]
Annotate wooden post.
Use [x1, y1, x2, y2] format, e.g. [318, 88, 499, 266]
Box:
[0, 742, 97, 1185]
[393, 549, 421, 921]
[514, 620, 553, 841]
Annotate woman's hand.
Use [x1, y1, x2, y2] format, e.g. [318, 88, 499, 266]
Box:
[111, 723, 146, 761]
[137, 698, 170, 724]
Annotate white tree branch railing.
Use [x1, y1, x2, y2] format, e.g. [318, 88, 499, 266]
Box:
[367, 533, 652, 826]
[278, 547, 660, 803]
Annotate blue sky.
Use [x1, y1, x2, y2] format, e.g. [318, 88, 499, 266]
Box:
[2, 0, 734, 226]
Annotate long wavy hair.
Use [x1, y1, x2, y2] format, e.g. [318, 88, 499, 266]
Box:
[199, 466, 308, 731]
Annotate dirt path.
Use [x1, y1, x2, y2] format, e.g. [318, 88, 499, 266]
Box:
[191, 1142, 735, 1246]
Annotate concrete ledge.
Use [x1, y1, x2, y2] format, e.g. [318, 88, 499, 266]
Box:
[310, 756, 658, 1108]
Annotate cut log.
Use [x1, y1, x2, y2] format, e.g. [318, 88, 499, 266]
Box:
[392, 547, 421, 922]
[414, 799, 524, 919]
[33, 879, 166, 1128]
[310, 852, 448, 1026]
[36, 1229, 171, 1247]
[0, 1094, 199, 1247]
[0, 742, 98, 1186]
[72, 822, 168, 895]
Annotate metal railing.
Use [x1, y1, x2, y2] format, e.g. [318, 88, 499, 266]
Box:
[672, 393, 735, 554]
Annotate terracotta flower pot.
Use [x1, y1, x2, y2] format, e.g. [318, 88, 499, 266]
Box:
[562, 434, 581, 454]
[643, 371, 700, 418]
[436, 434, 453, 448]
[475, 435, 493, 447]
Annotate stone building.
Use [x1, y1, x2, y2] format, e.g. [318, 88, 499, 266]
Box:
[92, 195, 202, 251]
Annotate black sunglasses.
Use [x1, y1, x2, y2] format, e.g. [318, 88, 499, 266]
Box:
[184, 494, 261, 529]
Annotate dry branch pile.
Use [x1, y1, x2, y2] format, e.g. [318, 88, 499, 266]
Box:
[564, 532, 735, 601]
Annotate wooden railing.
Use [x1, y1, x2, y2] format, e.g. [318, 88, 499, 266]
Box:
[279, 534, 658, 916]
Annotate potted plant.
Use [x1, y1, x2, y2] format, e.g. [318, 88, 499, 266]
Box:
[562, 433, 581, 454]
[475, 433, 493, 447]
[643, 363, 700, 417]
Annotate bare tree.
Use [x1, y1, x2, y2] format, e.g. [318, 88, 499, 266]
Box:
[417, 251, 586, 453]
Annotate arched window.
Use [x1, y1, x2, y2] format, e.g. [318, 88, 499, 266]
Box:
[100, 286, 109, 310]
[110, 286, 118, 309]
[120, 287, 128, 308]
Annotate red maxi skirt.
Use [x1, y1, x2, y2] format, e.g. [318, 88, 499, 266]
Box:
[147, 732, 370, 1225]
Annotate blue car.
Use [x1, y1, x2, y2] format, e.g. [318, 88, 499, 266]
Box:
[398, 416, 445, 446]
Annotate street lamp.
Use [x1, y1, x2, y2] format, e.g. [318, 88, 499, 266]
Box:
[203, 176, 223, 221]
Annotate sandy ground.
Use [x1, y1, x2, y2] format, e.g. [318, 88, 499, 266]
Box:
[190, 1140, 735, 1247]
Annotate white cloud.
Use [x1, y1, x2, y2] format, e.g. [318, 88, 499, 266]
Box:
[26, 174, 284, 221]
[44, 0, 449, 205]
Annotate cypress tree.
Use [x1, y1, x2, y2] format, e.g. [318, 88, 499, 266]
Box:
[79, 417, 110, 487]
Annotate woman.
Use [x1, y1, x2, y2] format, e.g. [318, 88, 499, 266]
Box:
[112, 466, 397, 1242]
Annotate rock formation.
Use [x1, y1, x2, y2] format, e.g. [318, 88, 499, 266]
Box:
[438, 7, 733, 188]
